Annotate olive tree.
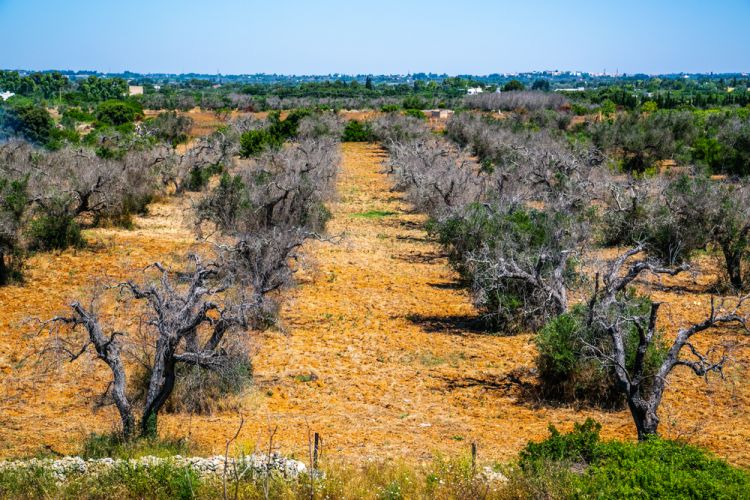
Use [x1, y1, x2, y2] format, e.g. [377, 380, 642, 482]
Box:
[587, 246, 748, 439]
[42, 254, 253, 438]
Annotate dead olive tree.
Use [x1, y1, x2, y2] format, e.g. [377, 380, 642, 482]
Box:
[587, 246, 748, 439]
[601, 174, 750, 289]
[142, 111, 194, 148]
[382, 113, 599, 332]
[464, 91, 568, 112]
[387, 138, 483, 215]
[172, 128, 238, 192]
[43, 254, 251, 438]
[194, 137, 340, 324]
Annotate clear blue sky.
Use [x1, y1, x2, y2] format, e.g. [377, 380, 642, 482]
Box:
[1, 0, 748, 75]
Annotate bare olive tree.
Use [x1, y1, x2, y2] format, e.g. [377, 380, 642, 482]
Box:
[464, 91, 568, 112]
[586, 246, 748, 439]
[42, 254, 252, 438]
[387, 138, 483, 215]
[194, 137, 340, 324]
[380, 113, 600, 331]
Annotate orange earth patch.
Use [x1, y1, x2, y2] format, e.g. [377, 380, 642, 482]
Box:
[1, 143, 749, 467]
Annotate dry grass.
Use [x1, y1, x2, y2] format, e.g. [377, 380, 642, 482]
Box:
[1, 143, 749, 467]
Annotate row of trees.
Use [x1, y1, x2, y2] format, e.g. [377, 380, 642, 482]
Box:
[0, 140, 171, 283]
[381, 111, 750, 440]
[37, 112, 341, 439]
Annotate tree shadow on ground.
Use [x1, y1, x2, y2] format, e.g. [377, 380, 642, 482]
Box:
[428, 281, 465, 290]
[435, 368, 627, 412]
[392, 251, 446, 264]
[406, 313, 497, 335]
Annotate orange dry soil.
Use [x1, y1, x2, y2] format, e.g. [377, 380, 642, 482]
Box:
[1, 142, 749, 466]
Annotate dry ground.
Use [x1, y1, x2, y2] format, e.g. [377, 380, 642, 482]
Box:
[1, 143, 749, 466]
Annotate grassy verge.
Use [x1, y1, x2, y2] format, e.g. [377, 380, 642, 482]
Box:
[1, 424, 748, 499]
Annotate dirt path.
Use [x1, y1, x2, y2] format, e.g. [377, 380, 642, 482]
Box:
[174, 143, 637, 463]
[2, 142, 748, 466]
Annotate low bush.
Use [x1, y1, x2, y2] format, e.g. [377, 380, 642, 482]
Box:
[341, 119, 374, 142]
[517, 420, 750, 498]
[186, 163, 223, 192]
[403, 108, 426, 120]
[95, 99, 143, 127]
[535, 291, 666, 408]
[239, 128, 283, 157]
[27, 211, 84, 251]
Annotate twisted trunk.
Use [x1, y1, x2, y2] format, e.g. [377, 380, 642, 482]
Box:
[140, 336, 178, 437]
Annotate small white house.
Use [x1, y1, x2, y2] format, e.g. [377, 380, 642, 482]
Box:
[467, 86, 484, 95]
[128, 85, 144, 96]
[0, 90, 15, 101]
[153, 84, 162, 91]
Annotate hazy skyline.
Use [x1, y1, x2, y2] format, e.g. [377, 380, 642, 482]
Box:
[1, 0, 749, 75]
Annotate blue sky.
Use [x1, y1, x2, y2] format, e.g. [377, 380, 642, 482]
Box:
[0, 0, 748, 75]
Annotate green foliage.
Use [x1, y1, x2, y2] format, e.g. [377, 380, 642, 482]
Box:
[351, 209, 397, 219]
[599, 98, 617, 117]
[592, 109, 698, 172]
[532, 79, 551, 91]
[433, 203, 581, 332]
[403, 108, 426, 120]
[62, 107, 95, 124]
[641, 100, 659, 113]
[648, 175, 712, 264]
[535, 292, 666, 407]
[186, 163, 223, 191]
[516, 419, 750, 498]
[239, 128, 283, 157]
[95, 99, 143, 126]
[80, 433, 191, 460]
[0, 175, 26, 283]
[238, 111, 312, 157]
[146, 110, 193, 146]
[402, 96, 427, 110]
[342, 119, 374, 142]
[520, 418, 602, 468]
[94, 461, 200, 499]
[78, 76, 128, 102]
[503, 79, 525, 91]
[10, 104, 54, 144]
[27, 211, 84, 251]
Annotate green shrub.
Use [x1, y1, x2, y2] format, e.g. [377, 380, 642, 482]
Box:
[10, 104, 54, 144]
[186, 163, 223, 192]
[515, 420, 750, 498]
[402, 96, 427, 110]
[0, 175, 29, 284]
[503, 80, 525, 92]
[78, 462, 201, 499]
[520, 418, 602, 469]
[580, 438, 750, 498]
[95, 99, 143, 127]
[0, 464, 58, 499]
[403, 109, 426, 120]
[27, 212, 84, 251]
[239, 128, 282, 157]
[535, 292, 666, 408]
[432, 203, 580, 332]
[342, 119, 374, 142]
